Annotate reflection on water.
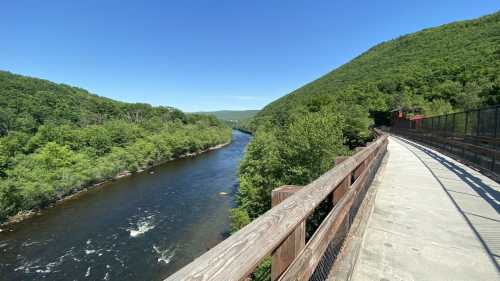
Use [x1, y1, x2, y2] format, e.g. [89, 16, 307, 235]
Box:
[0, 130, 250, 281]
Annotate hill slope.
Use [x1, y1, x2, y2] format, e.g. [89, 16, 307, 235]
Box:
[232, 12, 500, 235]
[0, 70, 188, 134]
[0, 71, 231, 222]
[256, 12, 500, 127]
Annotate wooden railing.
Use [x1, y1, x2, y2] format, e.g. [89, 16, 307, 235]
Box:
[165, 131, 388, 281]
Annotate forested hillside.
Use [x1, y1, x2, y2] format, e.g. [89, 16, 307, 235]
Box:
[256, 12, 500, 127]
[0, 71, 231, 222]
[231, 12, 500, 231]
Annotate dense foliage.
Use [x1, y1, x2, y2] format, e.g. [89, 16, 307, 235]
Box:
[258, 12, 500, 125]
[0, 71, 231, 222]
[232, 12, 500, 231]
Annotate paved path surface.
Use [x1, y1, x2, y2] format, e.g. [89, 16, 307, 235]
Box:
[351, 136, 499, 281]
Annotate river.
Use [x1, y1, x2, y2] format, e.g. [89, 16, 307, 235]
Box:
[0, 130, 251, 281]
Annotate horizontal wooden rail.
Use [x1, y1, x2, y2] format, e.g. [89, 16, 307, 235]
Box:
[278, 150, 379, 281]
[165, 131, 388, 281]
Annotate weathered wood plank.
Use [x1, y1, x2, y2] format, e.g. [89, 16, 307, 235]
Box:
[335, 156, 349, 166]
[353, 147, 368, 181]
[164, 135, 387, 281]
[277, 149, 377, 281]
[326, 147, 387, 281]
[333, 157, 351, 205]
[271, 186, 305, 281]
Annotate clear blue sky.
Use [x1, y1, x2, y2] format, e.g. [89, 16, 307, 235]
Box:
[1, 1, 498, 112]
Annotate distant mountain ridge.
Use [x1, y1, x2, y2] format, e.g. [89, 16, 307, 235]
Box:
[195, 110, 259, 122]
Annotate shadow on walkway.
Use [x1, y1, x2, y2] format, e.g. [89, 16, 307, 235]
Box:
[393, 136, 500, 272]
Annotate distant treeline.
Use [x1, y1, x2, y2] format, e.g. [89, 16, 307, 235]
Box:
[195, 110, 259, 133]
[0, 71, 231, 222]
[194, 110, 259, 122]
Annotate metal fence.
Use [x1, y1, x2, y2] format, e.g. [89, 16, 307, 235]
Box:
[418, 105, 500, 138]
[394, 105, 500, 181]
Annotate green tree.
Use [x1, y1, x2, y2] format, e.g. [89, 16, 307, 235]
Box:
[229, 208, 251, 233]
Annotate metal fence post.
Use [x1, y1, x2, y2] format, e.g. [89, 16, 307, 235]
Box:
[444, 114, 448, 135]
[444, 114, 449, 150]
[495, 107, 498, 139]
[451, 113, 456, 153]
[493, 107, 499, 171]
[465, 111, 469, 136]
[477, 109, 481, 137]
[452, 113, 456, 134]
[464, 111, 469, 158]
[476, 109, 480, 163]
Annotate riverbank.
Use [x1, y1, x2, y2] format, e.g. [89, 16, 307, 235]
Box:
[0, 130, 251, 281]
[0, 141, 231, 228]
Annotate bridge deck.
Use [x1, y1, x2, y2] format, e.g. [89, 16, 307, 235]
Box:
[350, 136, 499, 281]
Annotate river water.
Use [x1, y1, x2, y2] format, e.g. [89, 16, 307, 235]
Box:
[0, 130, 251, 281]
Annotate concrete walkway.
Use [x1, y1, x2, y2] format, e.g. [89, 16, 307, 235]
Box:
[351, 136, 500, 281]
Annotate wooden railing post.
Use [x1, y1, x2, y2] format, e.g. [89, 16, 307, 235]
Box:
[354, 147, 367, 180]
[333, 156, 350, 205]
[271, 185, 305, 281]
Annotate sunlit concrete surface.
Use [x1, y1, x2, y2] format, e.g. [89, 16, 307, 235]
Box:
[351, 136, 499, 281]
